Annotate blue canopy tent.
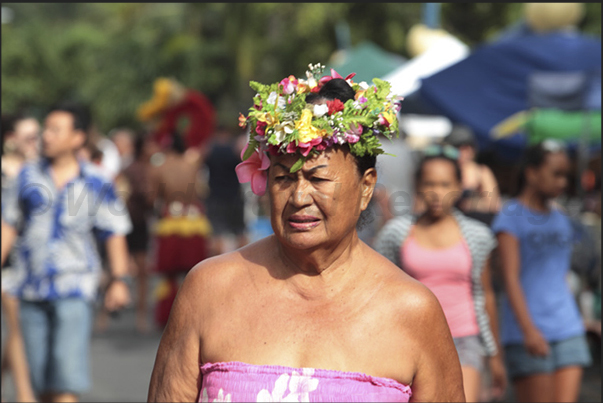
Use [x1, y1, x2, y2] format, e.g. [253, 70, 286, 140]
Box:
[417, 30, 601, 162]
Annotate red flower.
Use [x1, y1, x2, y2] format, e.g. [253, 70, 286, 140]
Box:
[327, 99, 345, 115]
[255, 121, 267, 136]
[268, 144, 280, 156]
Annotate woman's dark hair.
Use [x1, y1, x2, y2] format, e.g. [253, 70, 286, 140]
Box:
[307, 78, 377, 230]
[415, 154, 462, 185]
[515, 140, 567, 196]
[306, 78, 376, 177]
[1, 112, 39, 156]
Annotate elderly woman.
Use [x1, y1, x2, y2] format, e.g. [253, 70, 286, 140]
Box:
[148, 64, 465, 402]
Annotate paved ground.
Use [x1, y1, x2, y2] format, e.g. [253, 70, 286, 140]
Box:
[2, 299, 601, 402]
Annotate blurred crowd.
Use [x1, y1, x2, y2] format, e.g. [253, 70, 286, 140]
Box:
[0, 101, 600, 403]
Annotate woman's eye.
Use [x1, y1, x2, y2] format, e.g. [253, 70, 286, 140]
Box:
[275, 176, 291, 181]
[311, 177, 327, 182]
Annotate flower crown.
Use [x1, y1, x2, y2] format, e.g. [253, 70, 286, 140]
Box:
[236, 63, 402, 195]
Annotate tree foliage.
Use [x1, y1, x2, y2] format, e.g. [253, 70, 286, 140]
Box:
[1, 3, 600, 134]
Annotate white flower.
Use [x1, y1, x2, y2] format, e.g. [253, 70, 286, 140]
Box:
[257, 373, 291, 402]
[267, 92, 286, 110]
[256, 369, 319, 403]
[312, 104, 329, 118]
[358, 81, 369, 90]
[288, 369, 319, 402]
[273, 121, 295, 144]
[201, 387, 232, 403]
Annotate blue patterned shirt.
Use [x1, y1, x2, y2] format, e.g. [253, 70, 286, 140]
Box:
[2, 158, 132, 301]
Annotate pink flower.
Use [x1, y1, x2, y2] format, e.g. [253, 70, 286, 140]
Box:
[357, 96, 368, 104]
[255, 121, 267, 136]
[315, 142, 327, 151]
[286, 142, 298, 154]
[235, 145, 270, 196]
[279, 75, 298, 95]
[319, 69, 357, 86]
[344, 123, 362, 144]
[298, 137, 323, 157]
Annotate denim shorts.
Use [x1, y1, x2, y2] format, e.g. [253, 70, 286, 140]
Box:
[19, 298, 94, 395]
[504, 334, 593, 379]
[453, 335, 485, 372]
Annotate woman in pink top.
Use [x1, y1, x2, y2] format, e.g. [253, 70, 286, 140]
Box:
[375, 145, 507, 402]
[147, 68, 465, 402]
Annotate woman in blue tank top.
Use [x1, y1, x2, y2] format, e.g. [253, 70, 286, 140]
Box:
[492, 140, 591, 402]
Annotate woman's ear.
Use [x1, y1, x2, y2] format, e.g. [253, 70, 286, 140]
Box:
[360, 168, 377, 211]
[525, 166, 537, 187]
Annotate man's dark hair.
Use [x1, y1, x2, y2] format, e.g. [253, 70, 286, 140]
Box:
[170, 131, 187, 155]
[133, 131, 147, 160]
[306, 78, 376, 177]
[47, 102, 92, 133]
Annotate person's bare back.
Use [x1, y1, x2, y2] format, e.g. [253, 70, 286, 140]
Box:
[150, 149, 203, 208]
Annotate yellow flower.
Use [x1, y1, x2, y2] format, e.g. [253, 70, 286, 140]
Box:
[297, 82, 310, 94]
[257, 112, 279, 127]
[382, 110, 396, 125]
[295, 109, 326, 143]
[354, 89, 367, 100]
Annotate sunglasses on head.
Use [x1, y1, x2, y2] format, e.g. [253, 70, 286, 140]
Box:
[541, 139, 566, 153]
[422, 144, 460, 161]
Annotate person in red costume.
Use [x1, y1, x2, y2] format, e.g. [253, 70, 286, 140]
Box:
[138, 79, 215, 328]
[137, 78, 216, 151]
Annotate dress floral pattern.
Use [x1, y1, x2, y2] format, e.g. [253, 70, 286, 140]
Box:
[199, 362, 411, 403]
[256, 368, 319, 402]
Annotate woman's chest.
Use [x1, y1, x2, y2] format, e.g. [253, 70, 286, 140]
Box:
[200, 291, 416, 386]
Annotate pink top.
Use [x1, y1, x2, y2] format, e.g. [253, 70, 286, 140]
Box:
[401, 236, 479, 338]
[199, 361, 412, 402]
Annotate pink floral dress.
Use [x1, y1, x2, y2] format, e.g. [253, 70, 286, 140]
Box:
[199, 361, 411, 402]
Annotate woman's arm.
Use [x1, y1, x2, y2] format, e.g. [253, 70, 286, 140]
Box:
[480, 165, 501, 212]
[497, 232, 549, 356]
[481, 257, 507, 399]
[407, 286, 466, 402]
[148, 269, 204, 402]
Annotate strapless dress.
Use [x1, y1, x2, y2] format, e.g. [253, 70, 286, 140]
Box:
[198, 361, 412, 402]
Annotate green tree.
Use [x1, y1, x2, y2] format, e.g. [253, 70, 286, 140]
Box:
[1, 3, 600, 134]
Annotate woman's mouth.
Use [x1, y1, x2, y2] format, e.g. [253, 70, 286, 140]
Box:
[288, 215, 321, 230]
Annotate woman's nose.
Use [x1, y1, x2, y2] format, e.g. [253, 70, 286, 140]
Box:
[291, 179, 313, 207]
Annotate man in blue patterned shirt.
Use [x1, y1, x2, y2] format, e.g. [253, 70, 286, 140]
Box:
[1, 103, 133, 403]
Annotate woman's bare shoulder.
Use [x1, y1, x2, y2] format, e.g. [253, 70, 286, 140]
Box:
[182, 237, 275, 297]
[367, 248, 445, 328]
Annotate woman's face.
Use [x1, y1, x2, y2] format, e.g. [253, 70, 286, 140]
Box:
[527, 151, 570, 199]
[268, 147, 376, 250]
[417, 158, 462, 218]
[14, 118, 41, 160]
[458, 144, 475, 164]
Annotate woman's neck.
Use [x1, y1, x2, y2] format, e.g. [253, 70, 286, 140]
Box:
[518, 188, 550, 212]
[274, 232, 363, 299]
[417, 210, 455, 226]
